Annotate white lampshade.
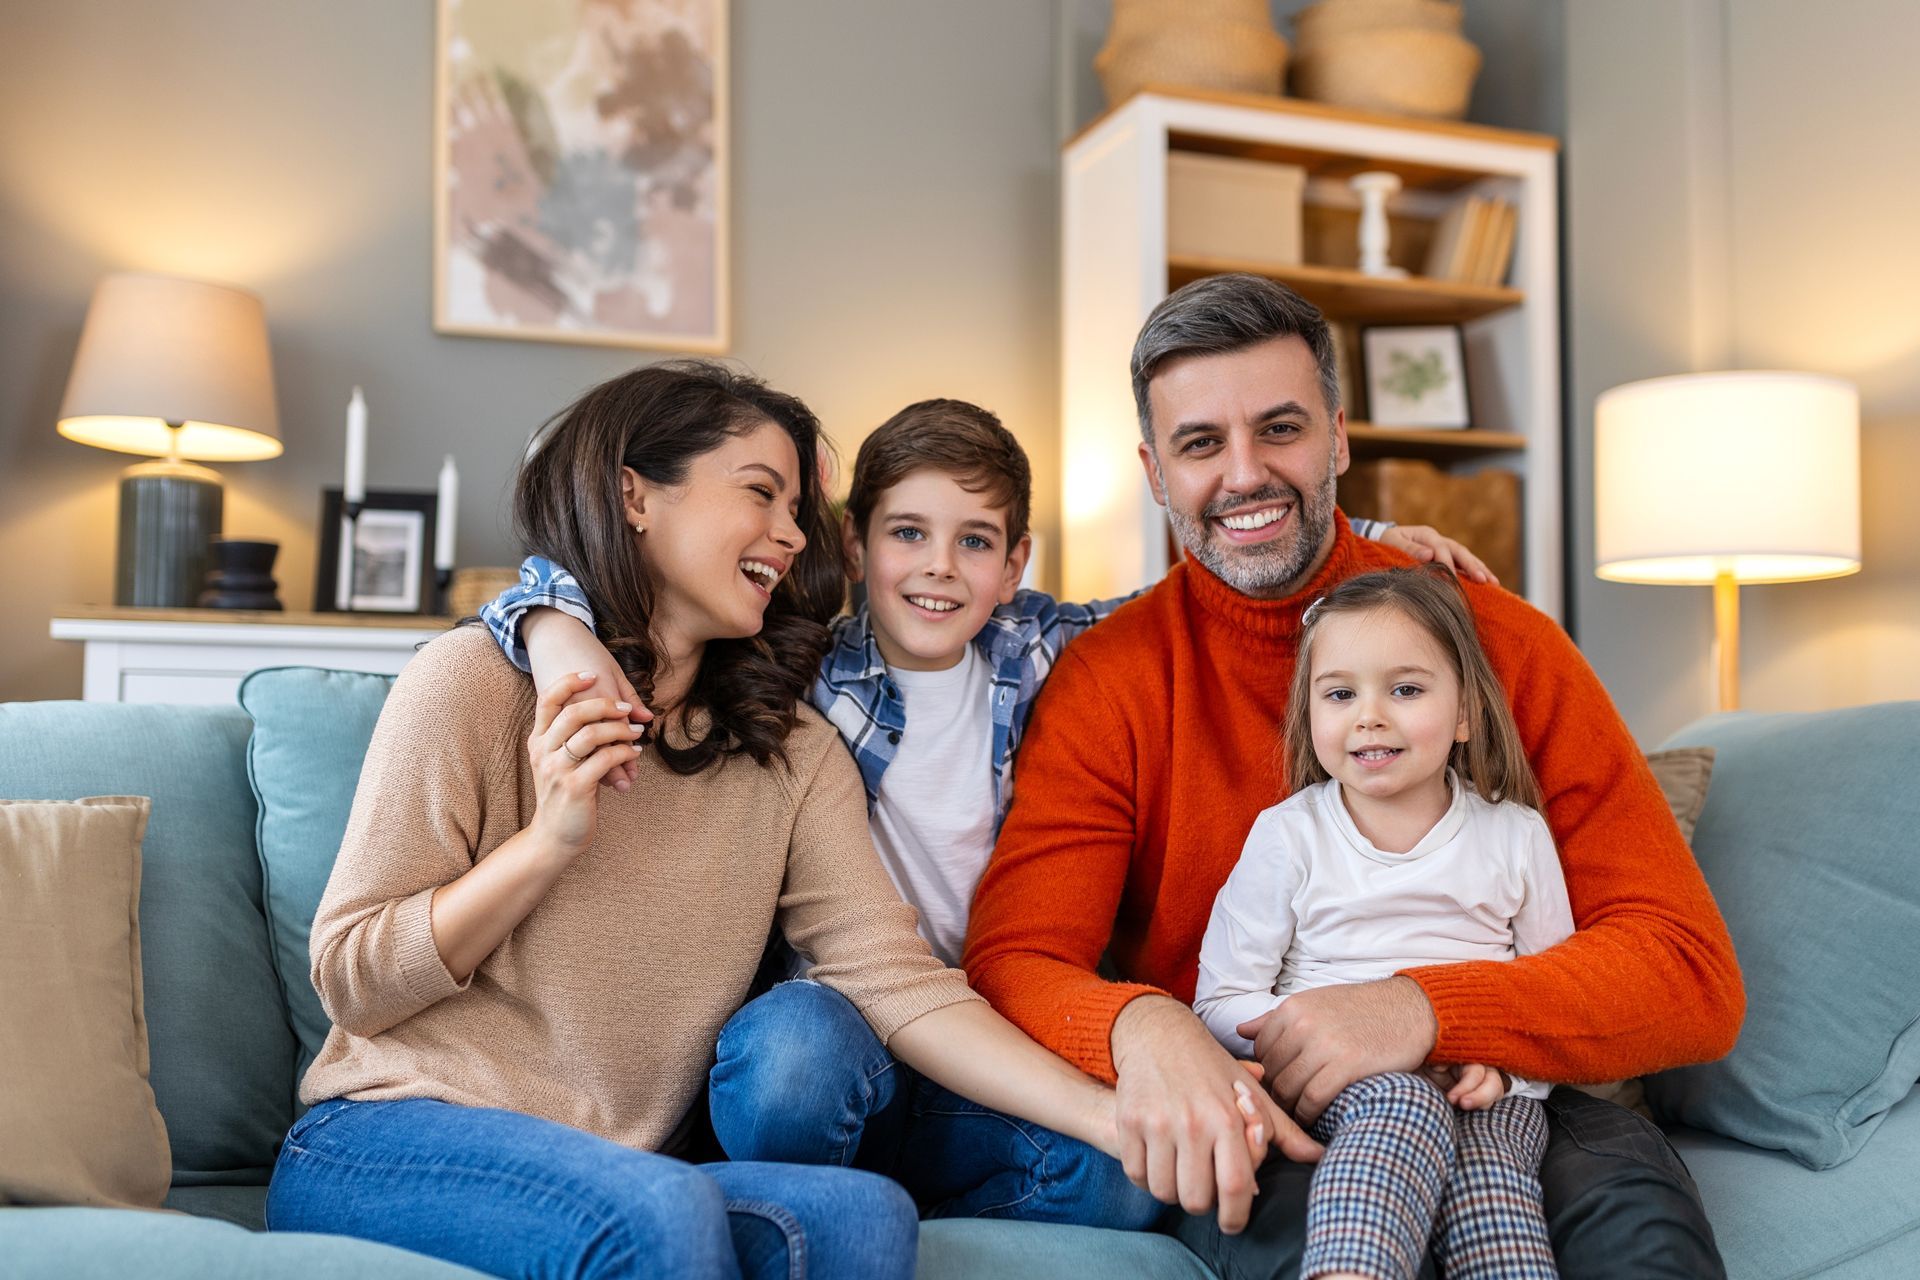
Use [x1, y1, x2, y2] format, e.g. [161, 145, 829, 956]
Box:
[57, 273, 282, 462]
[1595, 371, 1860, 585]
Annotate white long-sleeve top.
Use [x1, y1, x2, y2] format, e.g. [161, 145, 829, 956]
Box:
[1194, 774, 1575, 1101]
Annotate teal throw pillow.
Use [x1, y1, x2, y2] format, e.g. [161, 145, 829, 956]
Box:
[1645, 701, 1920, 1169]
[238, 667, 395, 1079]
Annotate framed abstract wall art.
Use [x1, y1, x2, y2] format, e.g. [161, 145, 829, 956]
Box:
[433, 0, 728, 351]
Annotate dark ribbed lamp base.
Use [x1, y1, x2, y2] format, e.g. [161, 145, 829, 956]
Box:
[116, 458, 224, 607]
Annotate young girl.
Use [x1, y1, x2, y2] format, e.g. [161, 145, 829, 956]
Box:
[1195, 565, 1573, 1280]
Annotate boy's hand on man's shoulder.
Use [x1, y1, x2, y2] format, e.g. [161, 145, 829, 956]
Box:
[1380, 524, 1498, 585]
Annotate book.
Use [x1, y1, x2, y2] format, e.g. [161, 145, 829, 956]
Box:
[1461, 196, 1503, 284]
[1478, 199, 1518, 286]
[1423, 196, 1482, 281]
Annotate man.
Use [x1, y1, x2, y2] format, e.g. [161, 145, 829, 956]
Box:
[962, 273, 1742, 1276]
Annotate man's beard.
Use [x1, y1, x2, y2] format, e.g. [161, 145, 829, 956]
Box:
[1165, 450, 1339, 598]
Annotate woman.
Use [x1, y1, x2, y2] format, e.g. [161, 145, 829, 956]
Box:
[265, 363, 1123, 1280]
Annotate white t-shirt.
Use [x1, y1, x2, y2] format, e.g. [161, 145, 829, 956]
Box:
[866, 643, 997, 967]
[1194, 774, 1575, 1100]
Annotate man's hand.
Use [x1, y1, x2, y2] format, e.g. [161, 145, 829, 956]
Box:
[1380, 524, 1498, 585]
[1112, 996, 1323, 1236]
[522, 609, 652, 792]
[1235, 977, 1439, 1124]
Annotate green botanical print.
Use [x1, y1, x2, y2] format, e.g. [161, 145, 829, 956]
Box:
[1382, 350, 1450, 403]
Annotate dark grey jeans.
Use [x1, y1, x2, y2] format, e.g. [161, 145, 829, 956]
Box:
[1171, 1087, 1725, 1280]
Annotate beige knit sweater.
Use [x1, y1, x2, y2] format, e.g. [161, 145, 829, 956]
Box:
[300, 626, 979, 1152]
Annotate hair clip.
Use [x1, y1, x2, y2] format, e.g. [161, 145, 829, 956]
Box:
[1302, 595, 1328, 627]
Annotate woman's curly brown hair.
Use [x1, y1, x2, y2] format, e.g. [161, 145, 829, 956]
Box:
[512, 360, 844, 774]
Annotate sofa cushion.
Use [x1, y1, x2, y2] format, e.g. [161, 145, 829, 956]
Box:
[1647, 702, 1920, 1170]
[237, 667, 396, 1077]
[0, 703, 295, 1186]
[0, 797, 170, 1208]
[164, 1183, 270, 1231]
[917, 1219, 1211, 1279]
[0, 1205, 490, 1279]
[1671, 1083, 1920, 1280]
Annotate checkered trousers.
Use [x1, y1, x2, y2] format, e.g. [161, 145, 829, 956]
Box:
[1302, 1072, 1557, 1280]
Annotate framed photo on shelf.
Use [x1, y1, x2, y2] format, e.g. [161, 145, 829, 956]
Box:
[1360, 324, 1472, 430]
[314, 489, 439, 614]
[432, 0, 729, 353]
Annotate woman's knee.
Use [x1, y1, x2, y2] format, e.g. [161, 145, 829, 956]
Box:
[269, 1101, 737, 1279]
[593, 1161, 733, 1276]
[719, 1164, 918, 1279]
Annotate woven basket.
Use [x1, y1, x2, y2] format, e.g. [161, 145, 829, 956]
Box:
[1096, 0, 1289, 108]
[1292, 28, 1481, 120]
[1338, 458, 1521, 587]
[447, 567, 521, 621]
[1293, 0, 1464, 48]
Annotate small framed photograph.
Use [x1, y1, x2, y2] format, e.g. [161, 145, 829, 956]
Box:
[314, 489, 439, 614]
[1359, 324, 1472, 430]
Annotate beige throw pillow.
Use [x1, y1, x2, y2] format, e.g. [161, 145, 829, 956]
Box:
[0, 796, 171, 1208]
[1647, 746, 1716, 844]
[1571, 747, 1717, 1116]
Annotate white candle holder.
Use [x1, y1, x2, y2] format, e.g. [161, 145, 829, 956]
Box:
[1350, 171, 1408, 278]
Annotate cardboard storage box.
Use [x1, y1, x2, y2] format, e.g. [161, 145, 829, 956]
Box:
[1168, 152, 1305, 266]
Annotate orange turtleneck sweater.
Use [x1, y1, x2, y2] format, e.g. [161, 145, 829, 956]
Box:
[962, 516, 1743, 1086]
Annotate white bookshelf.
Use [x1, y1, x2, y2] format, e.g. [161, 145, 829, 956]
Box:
[1060, 88, 1563, 618]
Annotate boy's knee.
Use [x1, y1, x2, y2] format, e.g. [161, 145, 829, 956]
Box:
[714, 981, 877, 1087]
[591, 1163, 730, 1277]
[710, 982, 893, 1163]
[719, 981, 862, 1054]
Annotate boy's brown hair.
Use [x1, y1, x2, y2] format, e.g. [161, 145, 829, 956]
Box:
[844, 399, 1031, 548]
[1280, 565, 1545, 811]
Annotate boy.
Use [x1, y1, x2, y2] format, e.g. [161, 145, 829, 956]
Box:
[480, 398, 1479, 1223]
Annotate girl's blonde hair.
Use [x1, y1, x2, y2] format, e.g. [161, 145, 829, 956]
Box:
[1280, 565, 1544, 811]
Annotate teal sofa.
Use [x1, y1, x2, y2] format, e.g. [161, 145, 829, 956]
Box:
[1, 685, 1916, 1279]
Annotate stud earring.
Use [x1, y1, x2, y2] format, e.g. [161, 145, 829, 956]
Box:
[633, 522, 645, 534]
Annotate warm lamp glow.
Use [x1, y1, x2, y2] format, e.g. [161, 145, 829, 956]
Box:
[57, 273, 282, 461]
[57, 416, 283, 461]
[1594, 371, 1860, 585]
[1593, 370, 1862, 712]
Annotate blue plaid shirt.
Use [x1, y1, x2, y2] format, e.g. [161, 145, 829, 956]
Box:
[481, 521, 1395, 827]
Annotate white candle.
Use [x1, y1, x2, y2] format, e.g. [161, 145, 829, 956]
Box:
[435, 454, 459, 571]
[344, 387, 367, 506]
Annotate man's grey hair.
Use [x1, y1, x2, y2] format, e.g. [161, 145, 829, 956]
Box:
[1129, 273, 1341, 446]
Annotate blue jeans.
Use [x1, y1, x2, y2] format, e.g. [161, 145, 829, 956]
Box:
[707, 980, 1163, 1229]
[267, 1096, 918, 1280]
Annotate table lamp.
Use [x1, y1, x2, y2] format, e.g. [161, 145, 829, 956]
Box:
[57, 273, 282, 607]
[1594, 371, 1861, 712]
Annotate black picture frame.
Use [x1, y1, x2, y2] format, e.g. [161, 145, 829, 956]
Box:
[1358, 323, 1473, 430]
[313, 488, 439, 614]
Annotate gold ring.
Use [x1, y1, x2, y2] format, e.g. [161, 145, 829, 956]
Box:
[562, 742, 587, 763]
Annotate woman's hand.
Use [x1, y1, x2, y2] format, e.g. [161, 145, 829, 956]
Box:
[1380, 524, 1498, 585]
[522, 609, 653, 791]
[526, 672, 646, 860]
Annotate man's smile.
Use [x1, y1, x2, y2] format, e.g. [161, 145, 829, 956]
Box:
[1210, 502, 1294, 544]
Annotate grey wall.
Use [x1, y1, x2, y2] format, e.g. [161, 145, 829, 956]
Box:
[11, 2, 1905, 733]
[0, 0, 1063, 700]
[1566, 0, 1920, 744]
